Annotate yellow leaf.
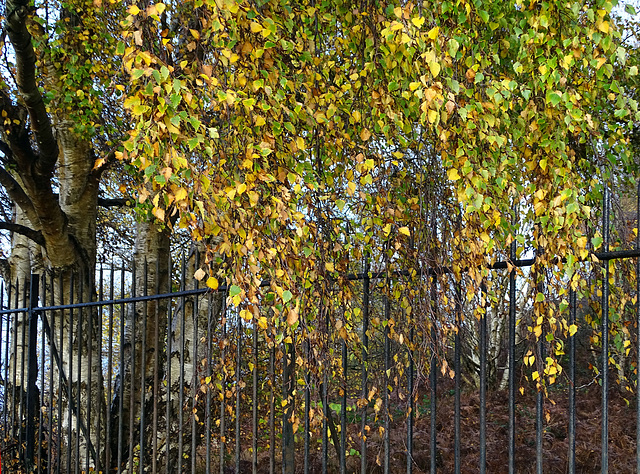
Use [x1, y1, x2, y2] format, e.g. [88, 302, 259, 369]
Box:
[287, 305, 299, 325]
[399, 226, 410, 236]
[534, 325, 542, 338]
[598, 20, 610, 33]
[360, 128, 372, 141]
[427, 109, 438, 124]
[250, 22, 263, 33]
[569, 324, 577, 336]
[93, 157, 106, 170]
[539, 158, 547, 171]
[532, 371, 539, 381]
[429, 61, 441, 78]
[383, 223, 392, 236]
[412, 16, 425, 28]
[153, 207, 165, 221]
[347, 181, 356, 196]
[427, 26, 439, 40]
[156, 3, 166, 15]
[174, 187, 188, 201]
[325, 262, 335, 272]
[447, 168, 460, 181]
[129, 5, 140, 15]
[206, 277, 219, 290]
[190, 29, 200, 40]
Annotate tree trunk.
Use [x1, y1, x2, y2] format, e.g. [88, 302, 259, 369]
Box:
[109, 219, 171, 471]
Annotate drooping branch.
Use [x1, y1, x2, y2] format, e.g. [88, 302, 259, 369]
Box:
[0, 221, 45, 246]
[5, 1, 59, 178]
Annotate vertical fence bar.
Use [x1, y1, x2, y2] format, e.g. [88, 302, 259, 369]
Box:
[602, 184, 610, 473]
[86, 270, 93, 473]
[57, 276, 63, 474]
[269, 336, 275, 474]
[568, 287, 576, 474]
[191, 258, 199, 474]
[11, 281, 18, 446]
[407, 326, 414, 473]
[76, 274, 84, 474]
[94, 269, 102, 474]
[536, 326, 545, 474]
[9, 281, 16, 441]
[19, 278, 27, 461]
[304, 337, 310, 474]
[509, 229, 517, 474]
[178, 254, 186, 474]
[430, 276, 437, 474]
[19, 278, 27, 456]
[25, 273, 39, 471]
[128, 264, 136, 474]
[322, 303, 328, 474]
[219, 294, 227, 474]
[384, 292, 390, 474]
[454, 281, 461, 474]
[1, 282, 5, 441]
[1, 282, 6, 443]
[118, 265, 125, 472]
[67, 274, 73, 472]
[47, 275, 55, 473]
[106, 262, 115, 474]
[152, 258, 161, 474]
[361, 257, 370, 474]
[206, 291, 213, 474]
[253, 314, 258, 474]
[38, 275, 45, 471]
[283, 337, 295, 474]
[140, 261, 149, 474]
[235, 312, 242, 474]
[340, 317, 347, 474]
[10, 280, 17, 442]
[166, 255, 173, 474]
[479, 281, 486, 474]
[637, 180, 640, 474]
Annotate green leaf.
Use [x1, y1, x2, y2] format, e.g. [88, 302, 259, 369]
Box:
[282, 290, 293, 303]
[229, 285, 242, 297]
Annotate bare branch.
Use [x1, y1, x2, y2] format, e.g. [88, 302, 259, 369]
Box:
[98, 197, 134, 208]
[5, 2, 59, 177]
[0, 165, 39, 228]
[0, 221, 45, 246]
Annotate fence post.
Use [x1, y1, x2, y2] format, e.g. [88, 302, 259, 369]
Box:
[282, 336, 295, 474]
[25, 274, 39, 472]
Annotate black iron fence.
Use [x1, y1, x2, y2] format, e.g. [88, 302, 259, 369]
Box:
[1, 187, 640, 473]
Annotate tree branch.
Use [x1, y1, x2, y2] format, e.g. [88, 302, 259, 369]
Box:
[0, 165, 40, 228]
[98, 197, 134, 208]
[0, 221, 45, 246]
[5, 2, 59, 178]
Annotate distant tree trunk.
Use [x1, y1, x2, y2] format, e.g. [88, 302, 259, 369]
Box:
[163, 242, 224, 471]
[109, 219, 171, 471]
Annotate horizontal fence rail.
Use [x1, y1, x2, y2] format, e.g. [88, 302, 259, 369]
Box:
[1, 187, 640, 473]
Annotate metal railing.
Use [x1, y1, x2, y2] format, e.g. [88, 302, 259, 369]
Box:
[1, 185, 640, 473]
